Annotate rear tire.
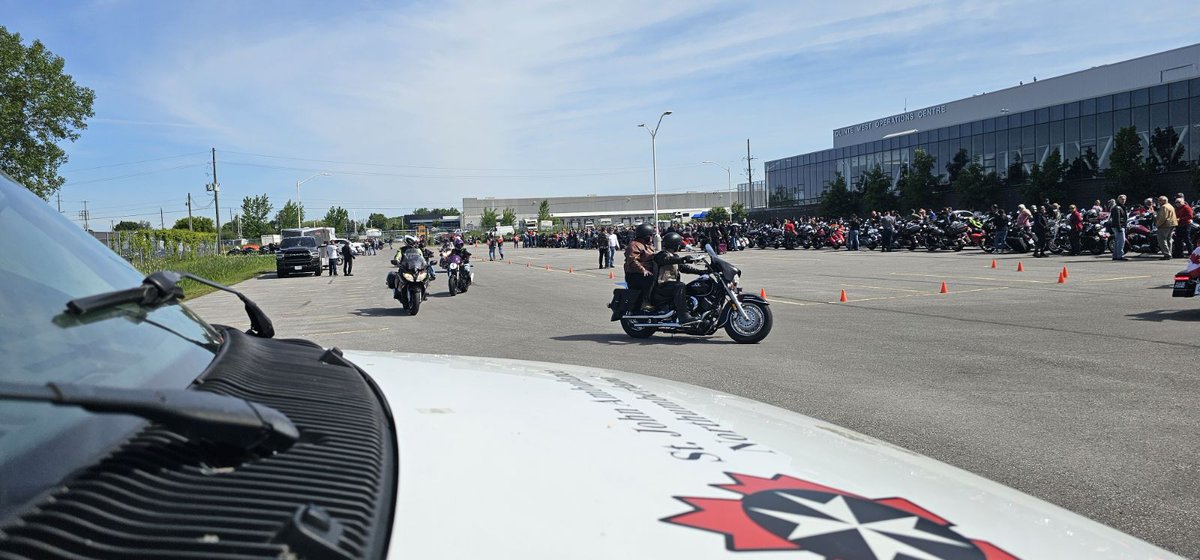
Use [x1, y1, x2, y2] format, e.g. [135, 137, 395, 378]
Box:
[621, 318, 656, 338]
[725, 301, 772, 344]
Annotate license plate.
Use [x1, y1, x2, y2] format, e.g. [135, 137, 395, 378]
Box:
[1175, 281, 1186, 289]
[294, 266, 303, 270]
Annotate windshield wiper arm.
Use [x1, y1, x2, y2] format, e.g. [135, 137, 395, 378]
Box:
[65, 270, 275, 338]
[0, 381, 299, 455]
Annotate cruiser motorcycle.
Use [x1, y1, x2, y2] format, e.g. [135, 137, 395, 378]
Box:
[607, 244, 772, 343]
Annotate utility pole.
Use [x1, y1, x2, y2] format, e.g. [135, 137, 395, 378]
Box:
[186, 193, 194, 231]
[208, 148, 222, 249]
[56, 191, 62, 213]
[78, 201, 90, 230]
[160, 208, 165, 230]
[745, 139, 760, 208]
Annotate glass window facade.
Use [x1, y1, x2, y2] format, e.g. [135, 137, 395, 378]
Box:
[765, 77, 1199, 206]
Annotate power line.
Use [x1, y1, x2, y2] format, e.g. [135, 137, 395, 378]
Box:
[62, 162, 209, 186]
[219, 160, 696, 179]
[62, 151, 209, 173]
[222, 149, 695, 173]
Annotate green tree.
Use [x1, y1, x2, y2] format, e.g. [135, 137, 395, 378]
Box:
[113, 220, 148, 231]
[1005, 153, 1026, 187]
[220, 216, 240, 240]
[480, 207, 498, 228]
[1106, 126, 1150, 199]
[275, 200, 304, 230]
[431, 207, 460, 216]
[819, 172, 857, 216]
[899, 149, 939, 210]
[385, 216, 405, 231]
[705, 206, 730, 222]
[1023, 148, 1067, 202]
[0, 26, 95, 200]
[1066, 148, 1098, 181]
[411, 207, 431, 216]
[537, 200, 551, 222]
[860, 164, 897, 212]
[1147, 126, 1185, 173]
[946, 148, 970, 183]
[500, 207, 516, 226]
[366, 212, 387, 229]
[953, 162, 1000, 209]
[322, 206, 349, 234]
[239, 194, 272, 239]
[172, 216, 214, 232]
[730, 201, 748, 222]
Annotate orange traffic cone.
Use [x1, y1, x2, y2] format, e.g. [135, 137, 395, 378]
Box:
[990, 259, 997, 268]
[526, 262, 530, 268]
[1061, 266, 1069, 278]
[608, 271, 615, 279]
[760, 288, 767, 300]
[1057, 271, 1066, 283]
[939, 281, 948, 294]
[568, 267, 574, 273]
[545, 264, 550, 270]
[839, 289, 848, 302]
[1016, 262, 1024, 272]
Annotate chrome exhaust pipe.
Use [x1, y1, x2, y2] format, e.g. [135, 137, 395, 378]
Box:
[623, 311, 674, 319]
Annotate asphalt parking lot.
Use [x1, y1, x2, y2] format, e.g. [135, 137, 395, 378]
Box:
[188, 244, 1200, 557]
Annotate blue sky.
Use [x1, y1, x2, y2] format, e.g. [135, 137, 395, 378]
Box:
[4, 0, 1198, 230]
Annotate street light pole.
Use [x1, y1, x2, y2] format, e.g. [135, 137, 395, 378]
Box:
[701, 161, 733, 212]
[638, 111, 672, 250]
[295, 172, 331, 228]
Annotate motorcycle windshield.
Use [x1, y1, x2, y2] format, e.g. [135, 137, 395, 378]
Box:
[400, 252, 427, 271]
[704, 244, 739, 283]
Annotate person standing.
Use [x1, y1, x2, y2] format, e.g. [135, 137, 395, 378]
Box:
[880, 211, 896, 252]
[497, 234, 505, 260]
[1067, 204, 1083, 255]
[324, 242, 339, 276]
[1155, 196, 1177, 260]
[1110, 195, 1128, 260]
[989, 205, 1009, 254]
[847, 214, 861, 250]
[487, 234, 497, 261]
[606, 228, 618, 268]
[597, 228, 608, 269]
[340, 241, 355, 276]
[1173, 196, 1193, 258]
[1031, 205, 1048, 257]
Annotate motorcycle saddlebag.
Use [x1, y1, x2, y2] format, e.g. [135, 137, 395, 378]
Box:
[608, 288, 640, 321]
[386, 270, 398, 290]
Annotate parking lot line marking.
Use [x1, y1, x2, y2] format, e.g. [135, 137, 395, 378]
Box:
[320, 327, 391, 335]
[843, 284, 926, 293]
[1085, 275, 1153, 282]
[832, 286, 1010, 303]
[964, 275, 1048, 284]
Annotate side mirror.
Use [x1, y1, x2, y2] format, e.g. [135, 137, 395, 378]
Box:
[390, 259, 399, 266]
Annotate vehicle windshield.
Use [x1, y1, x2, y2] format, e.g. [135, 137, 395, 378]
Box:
[0, 174, 221, 514]
[281, 236, 317, 249]
[704, 244, 738, 282]
[400, 251, 427, 270]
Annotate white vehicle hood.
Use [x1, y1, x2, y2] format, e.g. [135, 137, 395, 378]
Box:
[346, 351, 1180, 560]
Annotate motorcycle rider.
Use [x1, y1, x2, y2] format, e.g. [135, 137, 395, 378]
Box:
[393, 235, 434, 300]
[653, 232, 707, 324]
[623, 223, 657, 309]
[450, 237, 472, 263]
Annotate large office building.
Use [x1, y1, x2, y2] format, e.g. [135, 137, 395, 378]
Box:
[764, 43, 1200, 206]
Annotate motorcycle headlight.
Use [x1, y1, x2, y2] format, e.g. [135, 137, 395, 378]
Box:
[402, 272, 415, 282]
[417, 271, 428, 281]
[449, 262, 459, 270]
[732, 273, 740, 286]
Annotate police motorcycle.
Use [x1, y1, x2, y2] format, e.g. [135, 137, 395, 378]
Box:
[445, 239, 473, 296]
[387, 236, 433, 315]
[607, 244, 772, 343]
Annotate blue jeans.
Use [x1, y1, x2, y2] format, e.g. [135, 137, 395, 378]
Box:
[488, 246, 496, 260]
[848, 229, 860, 250]
[994, 228, 1008, 252]
[606, 246, 615, 267]
[1112, 228, 1126, 259]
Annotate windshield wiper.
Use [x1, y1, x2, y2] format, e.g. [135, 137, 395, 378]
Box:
[0, 381, 299, 455]
[66, 270, 275, 338]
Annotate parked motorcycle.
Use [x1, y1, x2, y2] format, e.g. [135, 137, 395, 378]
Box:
[607, 244, 772, 343]
[446, 253, 473, 296]
[1172, 268, 1200, 298]
[1125, 213, 1160, 254]
[390, 250, 432, 315]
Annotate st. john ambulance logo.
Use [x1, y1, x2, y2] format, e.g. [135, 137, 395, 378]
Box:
[662, 473, 1018, 559]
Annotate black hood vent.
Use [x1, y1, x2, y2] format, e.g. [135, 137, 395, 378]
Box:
[0, 329, 397, 559]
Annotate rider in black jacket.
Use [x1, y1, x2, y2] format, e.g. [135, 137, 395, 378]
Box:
[652, 232, 706, 324]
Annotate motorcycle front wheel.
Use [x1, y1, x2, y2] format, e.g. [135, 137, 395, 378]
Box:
[408, 286, 422, 315]
[725, 301, 772, 344]
[621, 318, 656, 338]
[448, 274, 457, 296]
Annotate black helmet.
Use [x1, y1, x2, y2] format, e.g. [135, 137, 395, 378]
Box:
[663, 232, 684, 252]
[635, 223, 655, 241]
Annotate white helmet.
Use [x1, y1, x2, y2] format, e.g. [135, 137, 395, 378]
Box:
[403, 235, 418, 247]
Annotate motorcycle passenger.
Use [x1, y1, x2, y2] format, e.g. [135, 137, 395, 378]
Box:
[653, 232, 707, 324]
[623, 224, 657, 309]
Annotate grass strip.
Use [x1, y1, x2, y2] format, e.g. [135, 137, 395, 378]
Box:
[133, 255, 275, 299]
